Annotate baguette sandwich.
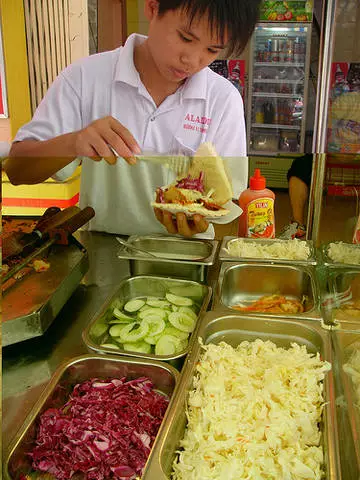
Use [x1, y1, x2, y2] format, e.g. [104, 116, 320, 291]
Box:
[151, 143, 233, 218]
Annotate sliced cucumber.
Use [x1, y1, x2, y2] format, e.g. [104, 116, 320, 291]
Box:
[171, 305, 180, 312]
[124, 299, 146, 313]
[90, 323, 108, 337]
[100, 343, 121, 350]
[119, 322, 149, 343]
[138, 308, 168, 320]
[139, 304, 154, 312]
[166, 293, 193, 307]
[109, 318, 134, 325]
[142, 316, 166, 337]
[109, 322, 136, 338]
[113, 308, 134, 321]
[178, 338, 189, 352]
[155, 335, 182, 356]
[168, 312, 196, 333]
[146, 299, 171, 308]
[162, 325, 189, 340]
[178, 306, 197, 320]
[123, 341, 152, 354]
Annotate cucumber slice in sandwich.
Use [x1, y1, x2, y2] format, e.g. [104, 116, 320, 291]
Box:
[168, 312, 196, 333]
[166, 293, 193, 307]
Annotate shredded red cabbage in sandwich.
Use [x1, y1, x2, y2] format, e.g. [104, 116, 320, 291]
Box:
[30, 377, 169, 480]
[175, 171, 205, 193]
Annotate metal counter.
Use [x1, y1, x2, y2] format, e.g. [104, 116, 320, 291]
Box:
[2, 231, 132, 456]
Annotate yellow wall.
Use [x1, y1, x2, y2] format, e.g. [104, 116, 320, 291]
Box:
[127, 0, 139, 35]
[0, 0, 32, 139]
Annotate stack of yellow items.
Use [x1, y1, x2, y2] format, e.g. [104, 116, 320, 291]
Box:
[2, 166, 81, 216]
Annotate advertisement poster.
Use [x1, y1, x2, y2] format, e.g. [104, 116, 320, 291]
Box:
[209, 59, 245, 101]
[328, 62, 360, 154]
[0, 23, 8, 118]
[259, 1, 313, 22]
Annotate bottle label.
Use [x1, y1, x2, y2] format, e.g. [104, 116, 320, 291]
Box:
[246, 197, 275, 238]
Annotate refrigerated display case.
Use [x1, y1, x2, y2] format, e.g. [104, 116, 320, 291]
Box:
[247, 23, 312, 156]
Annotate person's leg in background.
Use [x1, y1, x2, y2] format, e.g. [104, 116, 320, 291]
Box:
[289, 175, 309, 226]
[280, 154, 313, 239]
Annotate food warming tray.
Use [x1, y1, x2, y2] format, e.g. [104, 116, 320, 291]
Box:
[143, 313, 340, 480]
[117, 235, 219, 282]
[331, 325, 360, 478]
[4, 354, 179, 480]
[82, 275, 211, 367]
[2, 239, 89, 346]
[218, 236, 317, 265]
[212, 262, 322, 321]
[328, 268, 360, 328]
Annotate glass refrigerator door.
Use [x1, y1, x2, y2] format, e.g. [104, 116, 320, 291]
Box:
[247, 23, 311, 155]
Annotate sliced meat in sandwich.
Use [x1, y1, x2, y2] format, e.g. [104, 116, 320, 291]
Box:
[151, 143, 233, 218]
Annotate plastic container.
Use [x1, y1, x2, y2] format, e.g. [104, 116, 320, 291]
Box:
[238, 169, 275, 238]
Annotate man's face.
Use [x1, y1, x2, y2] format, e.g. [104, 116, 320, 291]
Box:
[145, 2, 228, 84]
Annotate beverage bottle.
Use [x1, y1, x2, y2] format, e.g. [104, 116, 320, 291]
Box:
[238, 169, 276, 238]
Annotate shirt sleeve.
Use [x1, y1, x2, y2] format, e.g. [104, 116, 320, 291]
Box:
[13, 65, 84, 181]
[209, 88, 248, 199]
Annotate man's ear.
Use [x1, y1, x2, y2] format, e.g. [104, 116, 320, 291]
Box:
[144, 0, 160, 21]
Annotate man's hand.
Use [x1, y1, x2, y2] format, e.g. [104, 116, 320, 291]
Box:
[75, 116, 141, 164]
[154, 208, 209, 237]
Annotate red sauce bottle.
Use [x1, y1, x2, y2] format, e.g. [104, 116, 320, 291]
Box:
[238, 168, 275, 238]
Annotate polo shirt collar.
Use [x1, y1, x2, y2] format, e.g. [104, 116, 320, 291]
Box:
[114, 33, 146, 87]
[114, 33, 208, 100]
[182, 68, 208, 100]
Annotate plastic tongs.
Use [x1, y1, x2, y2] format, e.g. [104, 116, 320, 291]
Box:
[108, 145, 191, 177]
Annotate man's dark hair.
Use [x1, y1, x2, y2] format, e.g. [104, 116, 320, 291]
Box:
[157, 0, 262, 57]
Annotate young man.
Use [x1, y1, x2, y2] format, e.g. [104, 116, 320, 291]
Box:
[5, 0, 261, 237]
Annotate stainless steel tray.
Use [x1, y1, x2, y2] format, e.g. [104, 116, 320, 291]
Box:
[321, 242, 360, 269]
[213, 262, 322, 321]
[219, 236, 317, 265]
[2, 239, 89, 346]
[4, 353, 179, 480]
[327, 269, 360, 328]
[144, 313, 340, 479]
[117, 235, 219, 283]
[332, 326, 360, 478]
[82, 275, 212, 366]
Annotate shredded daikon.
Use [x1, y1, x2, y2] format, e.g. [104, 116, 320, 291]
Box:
[328, 242, 360, 265]
[172, 339, 331, 480]
[225, 238, 310, 260]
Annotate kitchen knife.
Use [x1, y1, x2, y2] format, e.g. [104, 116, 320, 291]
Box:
[2, 206, 81, 260]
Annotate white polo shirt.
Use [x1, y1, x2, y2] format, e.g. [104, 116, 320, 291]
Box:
[14, 34, 247, 236]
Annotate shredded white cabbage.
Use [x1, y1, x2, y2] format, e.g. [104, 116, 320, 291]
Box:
[343, 347, 360, 409]
[328, 242, 360, 265]
[172, 339, 331, 480]
[225, 239, 310, 261]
